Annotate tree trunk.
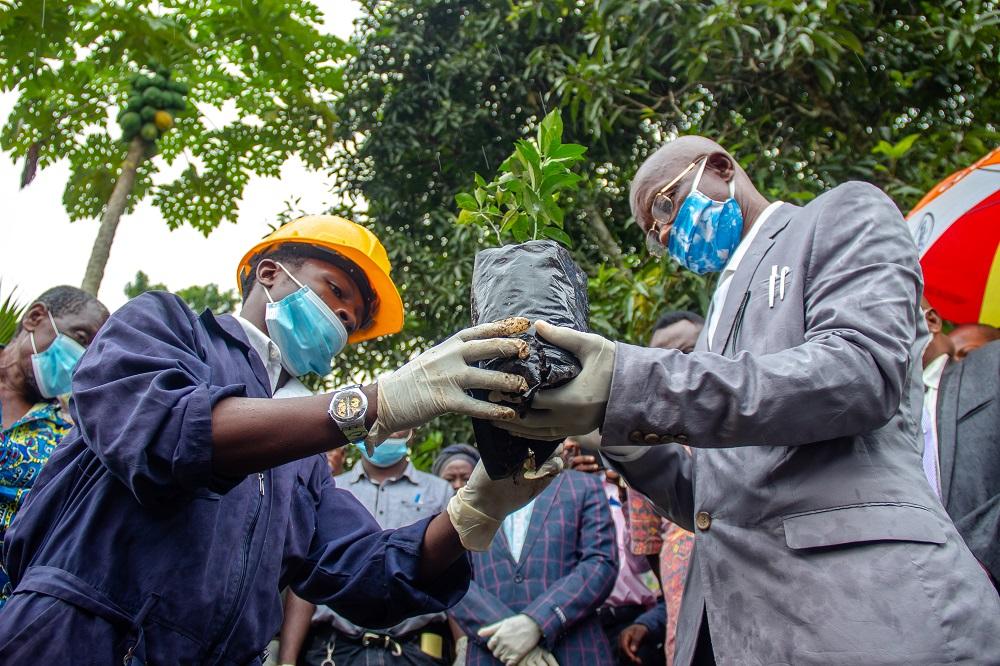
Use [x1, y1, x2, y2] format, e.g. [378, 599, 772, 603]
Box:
[587, 205, 632, 278]
[80, 136, 146, 295]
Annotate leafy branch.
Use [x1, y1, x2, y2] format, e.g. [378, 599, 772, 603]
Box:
[455, 109, 587, 246]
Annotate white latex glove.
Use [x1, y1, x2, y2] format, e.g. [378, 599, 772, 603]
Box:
[494, 320, 616, 441]
[447, 446, 563, 551]
[478, 614, 543, 666]
[366, 317, 530, 450]
[518, 646, 559, 666]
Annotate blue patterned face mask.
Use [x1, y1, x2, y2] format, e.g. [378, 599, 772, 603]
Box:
[356, 437, 409, 468]
[30, 310, 86, 399]
[667, 158, 744, 274]
[264, 263, 349, 377]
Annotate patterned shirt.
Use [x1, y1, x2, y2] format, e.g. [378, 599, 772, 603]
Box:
[1, 400, 72, 605]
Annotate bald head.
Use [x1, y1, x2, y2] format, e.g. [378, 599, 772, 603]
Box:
[629, 135, 765, 236]
[949, 323, 1000, 360]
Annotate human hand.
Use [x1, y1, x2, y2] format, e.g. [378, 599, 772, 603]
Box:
[447, 446, 563, 551]
[569, 453, 601, 473]
[494, 321, 615, 441]
[367, 318, 530, 448]
[478, 614, 543, 665]
[619, 624, 649, 664]
[518, 646, 559, 666]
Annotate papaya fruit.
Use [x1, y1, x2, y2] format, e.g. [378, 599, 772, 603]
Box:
[142, 86, 162, 103]
[153, 110, 173, 131]
[140, 123, 159, 142]
[120, 112, 142, 135]
[157, 67, 171, 79]
[140, 106, 157, 121]
[126, 95, 144, 112]
[152, 74, 167, 89]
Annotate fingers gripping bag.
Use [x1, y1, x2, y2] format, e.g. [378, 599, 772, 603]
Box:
[469, 240, 590, 479]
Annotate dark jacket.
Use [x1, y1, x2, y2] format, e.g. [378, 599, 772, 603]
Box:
[0, 292, 470, 664]
[452, 470, 618, 665]
[937, 340, 1000, 586]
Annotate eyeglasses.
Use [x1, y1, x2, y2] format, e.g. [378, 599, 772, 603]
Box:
[645, 159, 701, 257]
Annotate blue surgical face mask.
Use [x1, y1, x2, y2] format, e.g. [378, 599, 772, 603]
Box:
[667, 158, 744, 274]
[264, 262, 349, 377]
[356, 437, 409, 468]
[30, 310, 86, 399]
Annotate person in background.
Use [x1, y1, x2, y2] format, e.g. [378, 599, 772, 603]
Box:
[433, 444, 480, 492]
[948, 322, 1000, 360]
[565, 434, 662, 666]
[0, 286, 108, 608]
[279, 429, 455, 665]
[621, 310, 704, 666]
[451, 463, 618, 665]
[921, 303, 1000, 591]
[432, 444, 482, 665]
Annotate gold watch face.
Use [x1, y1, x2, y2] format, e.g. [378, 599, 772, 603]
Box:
[333, 393, 363, 420]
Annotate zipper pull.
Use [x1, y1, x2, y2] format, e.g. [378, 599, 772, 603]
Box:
[258, 472, 265, 496]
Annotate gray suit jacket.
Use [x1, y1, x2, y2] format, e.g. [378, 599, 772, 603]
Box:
[602, 182, 1000, 665]
[938, 340, 1000, 586]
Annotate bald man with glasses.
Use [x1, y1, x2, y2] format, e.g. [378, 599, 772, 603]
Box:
[498, 136, 1000, 665]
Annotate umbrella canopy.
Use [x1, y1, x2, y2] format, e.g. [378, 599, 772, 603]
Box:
[907, 147, 1000, 326]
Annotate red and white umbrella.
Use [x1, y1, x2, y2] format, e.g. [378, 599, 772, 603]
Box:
[906, 146, 1000, 326]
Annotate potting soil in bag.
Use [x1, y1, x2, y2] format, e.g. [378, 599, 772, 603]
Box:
[469, 239, 590, 479]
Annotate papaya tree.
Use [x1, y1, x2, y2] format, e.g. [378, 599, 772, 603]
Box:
[0, 0, 348, 295]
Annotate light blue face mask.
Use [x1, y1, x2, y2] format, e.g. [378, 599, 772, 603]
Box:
[667, 158, 744, 274]
[30, 310, 86, 399]
[356, 437, 409, 468]
[264, 262, 349, 377]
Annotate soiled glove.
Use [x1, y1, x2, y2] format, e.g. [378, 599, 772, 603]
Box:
[495, 320, 616, 441]
[367, 317, 530, 449]
[447, 447, 563, 551]
[478, 614, 543, 666]
[518, 646, 559, 666]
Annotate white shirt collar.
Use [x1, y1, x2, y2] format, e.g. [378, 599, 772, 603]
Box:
[923, 353, 948, 391]
[720, 200, 785, 279]
[232, 314, 283, 393]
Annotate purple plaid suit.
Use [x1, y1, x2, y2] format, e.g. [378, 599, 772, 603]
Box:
[452, 470, 618, 665]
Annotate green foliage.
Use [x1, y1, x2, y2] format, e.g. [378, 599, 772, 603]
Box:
[455, 109, 586, 246]
[124, 271, 239, 315]
[0, 281, 26, 345]
[0, 0, 348, 235]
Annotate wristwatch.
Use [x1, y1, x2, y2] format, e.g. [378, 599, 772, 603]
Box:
[328, 384, 369, 444]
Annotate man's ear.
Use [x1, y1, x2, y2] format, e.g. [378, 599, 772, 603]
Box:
[925, 307, 944, 334]
[255, 259, 282, 290]
[19, 302, 49, 334]
[706, 151, 735, 184]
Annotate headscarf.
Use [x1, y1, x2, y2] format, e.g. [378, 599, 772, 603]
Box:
[431, 443, 481, 478]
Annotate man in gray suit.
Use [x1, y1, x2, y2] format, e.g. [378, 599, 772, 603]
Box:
[498, 136, 1000, 665]
[939, 339, 1000, 591]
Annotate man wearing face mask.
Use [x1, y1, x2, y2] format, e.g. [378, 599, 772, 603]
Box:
[278, 429, 457, 665]
[0, 286, 108, 609]
[498, 136, 1000, 664]
[0, 216, 562, 663]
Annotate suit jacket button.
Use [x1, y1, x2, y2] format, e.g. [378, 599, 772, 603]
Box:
[659, 434, 674, 444]
[629, 430, 643, 443]
[514, 574, 524, 583]
[695, 511, 712, 531]
[675, 434, 689, 444]
[643, 433, 660, 444]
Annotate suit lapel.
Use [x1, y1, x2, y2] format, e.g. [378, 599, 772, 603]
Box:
[515, 475, 562, 569]
[936, 359, 961, 502]
[710, 206, 794, 353]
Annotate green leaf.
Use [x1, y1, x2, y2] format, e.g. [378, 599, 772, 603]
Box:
[541, 225, 572, 247]
[455, 192, 477, 210]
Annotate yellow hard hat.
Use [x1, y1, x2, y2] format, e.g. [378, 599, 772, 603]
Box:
[237, 215, 404, 344]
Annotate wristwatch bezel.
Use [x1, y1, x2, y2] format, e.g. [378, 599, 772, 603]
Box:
[328, 384, 369, 443]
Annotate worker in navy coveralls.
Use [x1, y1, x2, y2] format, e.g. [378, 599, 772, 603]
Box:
[0, 216, 561, 665]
